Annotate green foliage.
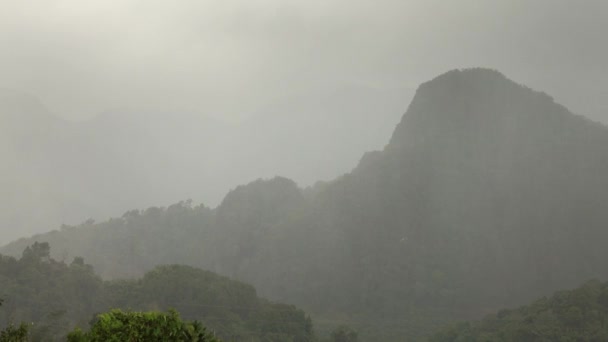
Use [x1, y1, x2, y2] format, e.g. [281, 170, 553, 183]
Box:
[0, 245, 315, 342]
[66, 309, 219, 342]
[0, 242, 103, 341]
[430, 280, 608, 341]
[0, 298, 29, 342]
[0, 324, 29, 342]
[107, 264, 316, 341]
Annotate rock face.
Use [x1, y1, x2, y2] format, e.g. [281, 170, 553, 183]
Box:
[329, 68, 608, 309]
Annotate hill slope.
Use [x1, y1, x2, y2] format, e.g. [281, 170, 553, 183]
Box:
[430, 279, 608, 341]
[0, 242, 314, 341]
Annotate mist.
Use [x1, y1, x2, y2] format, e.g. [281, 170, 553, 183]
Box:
[1, 1, 608, 341]
[2, 0, 607, 244]
[1, 0, 607, 122]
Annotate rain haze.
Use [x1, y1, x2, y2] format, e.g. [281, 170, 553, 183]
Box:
[1, 0, 607, 243]
[1, 1, 608, 340]
[2, 0, 607, 122]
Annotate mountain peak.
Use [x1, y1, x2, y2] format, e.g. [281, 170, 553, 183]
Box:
[415, 68, 551, 103]
[422, 68, 509, 87]
[386, 68, 574, 151]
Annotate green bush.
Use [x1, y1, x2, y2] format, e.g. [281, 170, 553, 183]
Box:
[67, 309, 220, 342]
[0, 298, 29, 342]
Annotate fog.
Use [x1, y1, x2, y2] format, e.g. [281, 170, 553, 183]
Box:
[0, 2, 605, 238]
[2, 0, 606, 122]
[2, 2, 608, 340]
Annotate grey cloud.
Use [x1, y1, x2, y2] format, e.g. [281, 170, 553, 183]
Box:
[0, 0, 605, 121]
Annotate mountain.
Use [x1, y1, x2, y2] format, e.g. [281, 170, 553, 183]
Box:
[4, 68, 608, 340]
[314, 68, 608, 305]
[0, 85, 408, 244]
[430, 279, 608, 341]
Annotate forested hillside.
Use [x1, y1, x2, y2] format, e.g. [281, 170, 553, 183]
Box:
[0, 243, 314, 341]
[430, 279, 608, 341]
[4, 69, 608, 339]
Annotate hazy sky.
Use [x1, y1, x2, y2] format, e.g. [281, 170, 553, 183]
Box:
[1, 0, 606, 122]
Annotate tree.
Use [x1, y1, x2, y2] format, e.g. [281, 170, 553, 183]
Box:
[1, 244, 315, 341]
[330, 326, 358, 342]
[67, 309, 220, 342]
[0, 298, 29, 342]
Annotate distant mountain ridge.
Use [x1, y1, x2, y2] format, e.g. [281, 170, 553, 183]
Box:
[3, 68, 608, 340]
[0, 85, 408, 243]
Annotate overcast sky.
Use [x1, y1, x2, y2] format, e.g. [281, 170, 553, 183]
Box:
[0, 0, 606, 123]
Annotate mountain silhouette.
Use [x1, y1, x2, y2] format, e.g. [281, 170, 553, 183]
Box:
[4, 69, 608, 339]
